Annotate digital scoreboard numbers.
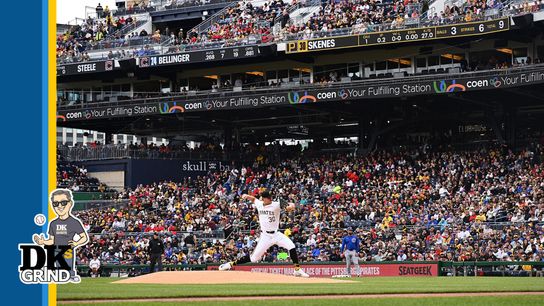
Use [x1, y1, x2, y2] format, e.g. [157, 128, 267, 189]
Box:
[285, 17, 510, 54]
[203, 47, 257, 61]
[435, 18, 509, 38]
[142, 46, 261, 68]
[360, 27, 435, 46]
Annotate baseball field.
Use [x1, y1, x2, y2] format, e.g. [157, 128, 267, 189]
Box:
[57, 272, 544, 305]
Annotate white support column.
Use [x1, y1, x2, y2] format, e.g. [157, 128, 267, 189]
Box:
[72, 129, 77, 146]
[62, 128, 67, 145]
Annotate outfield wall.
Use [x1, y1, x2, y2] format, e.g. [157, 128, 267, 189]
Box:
[80, 159, 229, 188]
[77, 261, 544, 278]
[207, 262, 438, 277]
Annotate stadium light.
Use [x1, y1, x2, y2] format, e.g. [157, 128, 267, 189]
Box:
[336, 123, 358, 127]
[496, 48, 513, 54]
[441, 54, 464, 61]
[246, 71, 264, 76]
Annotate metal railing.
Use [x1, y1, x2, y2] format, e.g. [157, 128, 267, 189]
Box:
[153, 0, 235, 13]
[273, 0, 321, 34]
[87, 230, 225, 240]
[192, 0, 238, 34]
[76, 264, 207, 276]
[74, 199, 130, 211]
[58, 145, 225, 161]
[110, 17, 149, 39]
[58, 63, 544, 111]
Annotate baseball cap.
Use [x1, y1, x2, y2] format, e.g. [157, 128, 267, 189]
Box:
[260, 190, 272, 199]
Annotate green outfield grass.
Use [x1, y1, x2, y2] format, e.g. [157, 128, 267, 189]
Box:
[61, 296, 544, 306]
[57, 277, 544, 300]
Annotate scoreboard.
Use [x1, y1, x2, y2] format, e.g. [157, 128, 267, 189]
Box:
[286, 18, 510, 53]
[140, 45, 260, 68]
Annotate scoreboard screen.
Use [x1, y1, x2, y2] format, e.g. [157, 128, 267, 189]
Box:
[286, 18, 510, 53]
[140, 46, 261, 68]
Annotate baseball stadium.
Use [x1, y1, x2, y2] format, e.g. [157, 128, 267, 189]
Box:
[55, 0, 544, 304]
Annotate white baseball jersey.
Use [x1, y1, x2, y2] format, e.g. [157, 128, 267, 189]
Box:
[249, 198, 295, 262]
[89, 258, 100, 269]
[253, 199, 281, 232]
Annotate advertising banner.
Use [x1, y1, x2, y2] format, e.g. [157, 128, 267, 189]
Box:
[57, 68, 544, 122]
[207, 263, 439, 277]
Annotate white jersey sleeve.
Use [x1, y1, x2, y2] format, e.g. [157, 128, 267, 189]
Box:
[253, 199, 264, 210]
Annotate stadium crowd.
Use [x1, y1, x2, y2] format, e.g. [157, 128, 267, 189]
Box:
[56, 13, 151, 63]
[57, 0, 544, 63]
[70, 143, 544, 268]
[191, 0, 290, 44]
[280, 0, 423, 38]
[57, 161, 109, 192]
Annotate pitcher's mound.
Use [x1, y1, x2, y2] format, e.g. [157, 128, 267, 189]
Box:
[115, 271, 352, 284]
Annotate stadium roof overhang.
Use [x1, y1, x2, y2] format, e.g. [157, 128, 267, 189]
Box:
[57, 82, 544, 142]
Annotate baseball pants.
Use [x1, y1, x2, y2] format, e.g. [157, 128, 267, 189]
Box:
[250, 231, 296, 262]
[344, 249, 360, 276]
[149, 253, 163, 272]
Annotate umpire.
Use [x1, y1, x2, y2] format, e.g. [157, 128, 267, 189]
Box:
[341, 228, 361, 277]
[148, 232, 164, 273]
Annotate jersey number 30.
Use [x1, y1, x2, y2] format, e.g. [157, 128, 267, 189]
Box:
[268, 216, 276, 222]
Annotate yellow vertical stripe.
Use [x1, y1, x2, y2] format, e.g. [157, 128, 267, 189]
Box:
[48, 0, 57, 304]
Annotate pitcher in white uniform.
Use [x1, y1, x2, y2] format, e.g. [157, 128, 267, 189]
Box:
[219, 190, 309, 277]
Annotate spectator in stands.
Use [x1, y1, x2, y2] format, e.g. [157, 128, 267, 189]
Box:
[70, 141, 544, 269]
[89, 255, 101, 277]
[96, 3, 104, 18]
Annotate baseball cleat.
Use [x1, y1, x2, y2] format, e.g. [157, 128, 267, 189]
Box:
[69, 275, 81, 283]
[293, 268, 309, 278]
[218, 262, 233, 271]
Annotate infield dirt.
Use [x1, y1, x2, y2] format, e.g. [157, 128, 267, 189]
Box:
[114, 271, 354, 285]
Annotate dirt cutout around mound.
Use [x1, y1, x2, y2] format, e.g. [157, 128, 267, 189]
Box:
[114, 271, 354, 284]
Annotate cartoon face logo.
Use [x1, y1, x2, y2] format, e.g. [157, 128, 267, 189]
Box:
[288, 91, 317, 104]
[433, 80, 466, 93]
[19, 189, 89, 284]
[50, 190, 74, 218]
